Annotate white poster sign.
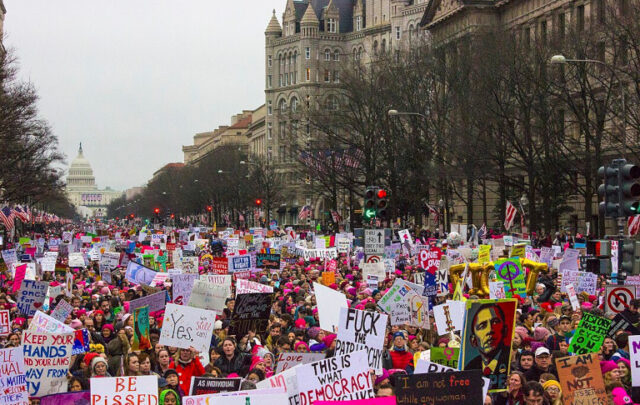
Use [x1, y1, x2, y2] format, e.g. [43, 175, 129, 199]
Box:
[236, 279, 274, 296]
[313, 283, 348, 333]
[159, 303, 216, 354]
[90, 376, 158, 405]
[335, 307, 388, 373]
[22, 331, 73, 397]
[433, 301, 465, 335]
[188, 281, 228, 313]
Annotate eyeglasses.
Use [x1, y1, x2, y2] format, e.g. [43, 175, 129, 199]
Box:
[546, 387, 560, 393]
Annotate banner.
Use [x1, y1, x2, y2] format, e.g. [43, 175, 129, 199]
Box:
[90, 376, 158, 405]
[314, 283, 348, 333]
[22, 331, 73, 397]
[335, 307, 388, 373]
[0, 347, 28, 405]
[17, 280, 48, 317]
[275, 352, 326, 374]
[568, 312, 611, 355]
[556, 353, 607, 405]
[188, 280, 228, 312]
[132, 305, 150, 351]
[229, 293, 273, 337]
[159, 303, 216, 353]
[125, 261, 157, 285]
[396, 370, 483, 405]
[236, 279, 274, 296]
[128, 290, 166, 314]
[189, 377, 241, 396]
[460, 299, 517, 392]
[296, 351, 374, 403]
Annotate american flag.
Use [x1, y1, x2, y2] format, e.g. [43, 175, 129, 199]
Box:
[0, 206, 15, 230]
[628, 215, 640, 236]
[238, 213, 245, 222]
[299, 205, 312, 220]
[478, 223, 487, 239]
[13, 206, 29, 222]
[504, 201, 517, 231]
[331, 210, 342, 223]
[426, 204, 440, 223]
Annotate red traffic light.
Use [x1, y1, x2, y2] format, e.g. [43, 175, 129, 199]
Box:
[154, 208, 160, 214]
[170, 214, 175, 219]
[130, 214, 134, 218]
[206, 205, 213, 212]
[377, 189, 387, 198]
[255, 199, 262, 206]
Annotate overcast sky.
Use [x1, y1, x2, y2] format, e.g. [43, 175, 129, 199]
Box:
[4, 0, 283, 191]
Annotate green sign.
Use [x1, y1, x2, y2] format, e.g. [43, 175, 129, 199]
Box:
[494, 257, 526, 298]
[568, 312, 611, 355]
[430, 347, 459, 369]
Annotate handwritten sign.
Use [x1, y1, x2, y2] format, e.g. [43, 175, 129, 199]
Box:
[229, 293, 273, 337]
[236, 279, 274, 296]
[22, 331, 73, 397]
[335, 307, 388, 373]
[171, 274, 198, 305]
[275, 352, 326, 374]
[0, 347, 28, 405]
[396, 370, 482, 405]
[568, 312, 611, 355]
[159, 303, 216, 353]
[17, 280, 48, 317]
[556, 353, 607, 405]
[90, 376, 158, 405]
[188, 280, 228, 312]
[50, 300, 74, 323]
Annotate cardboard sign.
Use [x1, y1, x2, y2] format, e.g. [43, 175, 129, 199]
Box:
[494, 258, 526, 298]
[0, 310, 10, 336]
[189, 377, 241, 395]
[0, 347, 28, 405]
[159, 303, 216, 353]
[17, 280, 48, 317]
[188, 280, 228, 312]
[556, 353, 607, 405]
[90, 376, 158, 405]
[50, 299, 74, 323]
[229, 293, 273, 337]
[568, 312, 611, 355]
[460, 299, 517, 392]
[128, 291, 166, 314]
[275, 352, 326, 374]
[236, 279, 274, 296]
[433, 301, 465, 335]
[171, 274, 198, 305]
[395, 370, 482, 405]
[314, 282, 349, 332]
[132, 305, 151, 351]
[296, 351, 374, 403]
[22, 331, 73, 397]
[560, 269, 597, 295]
[335, 307, 388, 373]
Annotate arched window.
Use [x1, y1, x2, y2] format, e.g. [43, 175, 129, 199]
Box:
[279, 99, 287, 113]
[409, 25, 414, 39]
[334, 50, 340, 61]
[381, 39, 386, 53]
[373, 41, 378, 55]
[326, 95, 339, 111]
[291, 97, 299, 113]
[325, 49, 331, 61]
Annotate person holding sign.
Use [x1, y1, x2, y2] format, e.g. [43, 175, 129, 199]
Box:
[168, 348, 205, 395]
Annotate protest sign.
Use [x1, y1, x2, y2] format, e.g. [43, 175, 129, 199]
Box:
[128, 290, 166, 314]
[296, 351, 374, 403]
[335, 307, 388, 373]
[608, 313, 640, 338]
[377, 279, 414, 314]
[489, 281, 506, 299]
[40, 391, 90, 405]
[188, 280, 228, 313]
[362, 262, 385, 280]
[314, 282, 348, 332]
[17, 280, 48, 317]
[1, 248, 17, 266]
[189, 377, 241, 395]
[406, 289, 430, 329]
[433, 301, 465, 335]
[0, 347, 28, 405]
[183, 392, 288, 405]
[172, 273, 198, 305]
[159, 303, 216, 353]
[40, 256, 56, 272]
[90, 376, 158, 405]
[50, 299, 74, 323]
[229, 293, 273, 337]
[568, 312, 611, 355]
[395, 370, 482, 405]
[68, 252, 85, 268]
[566, 283, 580, 311]
[0, 310, 10, 336]
[100, 251, 120, 269]
[257, 367, 301, 405]
[28, 311, 73, 334]
[436, 256, 450, 296]
[629, 335, 640, 386]
[210, 257, 229, 274]
[228, 254, 251, 273]
[22, 331, 73, 397]
[132, 305, 151, 351]
[560, 269, 598, 295]
[256, 253, 281, 269]
[201, 274, 233, 296]
[275, 352, 326, 373]
[430, 347, 460, 368]
[414, 359, 489, 400]
[419, 247, 442, 274]
[125, 261, 157, 285]
[494, 258, 526, 298]
[556, 353, 607, 405]
[72, 329, 90, 355]
[321, 271, 335, 286]
[12, 264, 27, 293]
[460, 299, 517, 392]
[180, 256, 199, 274]
[236, 279, 274, 296]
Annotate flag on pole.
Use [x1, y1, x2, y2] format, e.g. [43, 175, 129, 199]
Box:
[478, 223, 487, 240]
[0, 206, 15, 230]
[504, 201, 517, 231]
[518, 200, 526, 230]
[330, 210, 342, 223]
[13, 206, 29, 222]
[298, 205, 312, 220]
[426, 204, 440, 224]
[628, 215, 640, 236]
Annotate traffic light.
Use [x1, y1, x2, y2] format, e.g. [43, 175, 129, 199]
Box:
[170, 214, 175, 219]
[130, 214, 134, 219]
[363, 187, 376, 220]
[599, 164, 620, 218]
[206, 205, 213, 212]
[255, 199, 262, 207]
[153, 208, 160, 215]
[619, 239, 640, 275]
[377, 188, 388, 219]
[618, 162, 640, 217]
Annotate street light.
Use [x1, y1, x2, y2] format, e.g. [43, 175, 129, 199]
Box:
[388, 109, 427, 119]
[550, 54, 627, 155]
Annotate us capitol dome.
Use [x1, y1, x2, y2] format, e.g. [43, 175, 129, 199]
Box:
[65, 143, 123, 219]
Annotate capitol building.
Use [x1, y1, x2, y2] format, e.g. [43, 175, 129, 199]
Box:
[66, 143, 122, 219]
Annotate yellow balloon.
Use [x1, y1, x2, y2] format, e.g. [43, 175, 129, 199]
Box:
[521, 258, 549, 296]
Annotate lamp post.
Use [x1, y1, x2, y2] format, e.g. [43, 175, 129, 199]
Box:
[388, 109, 427, 119]
[550, 54, 627, 156]
[520, 193, 529, 234]
[438, 198, 445, 234]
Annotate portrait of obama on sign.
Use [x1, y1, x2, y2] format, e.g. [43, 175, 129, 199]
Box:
[460, 299, 517, 392]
